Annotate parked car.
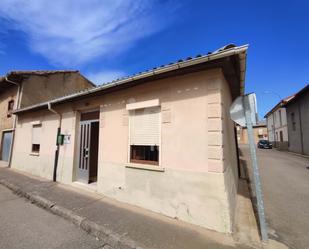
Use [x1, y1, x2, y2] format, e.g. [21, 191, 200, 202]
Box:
[257, 140, 272, 149]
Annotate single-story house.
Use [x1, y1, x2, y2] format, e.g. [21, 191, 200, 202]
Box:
[11, 44, 248, 233]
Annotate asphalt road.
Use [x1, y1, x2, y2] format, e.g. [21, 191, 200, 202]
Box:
[0, 185, 104, 249]
[240, 145, 309, 249]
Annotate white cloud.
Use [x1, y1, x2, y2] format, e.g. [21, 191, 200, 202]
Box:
[86, 70, 126, 85]
[0, 0, 176, 66]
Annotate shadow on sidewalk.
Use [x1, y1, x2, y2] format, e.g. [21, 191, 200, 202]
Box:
[0, 167, 254, 249]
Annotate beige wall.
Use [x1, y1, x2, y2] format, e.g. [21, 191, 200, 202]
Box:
[221, 76, 239, 228]
[1, 72, 92, 164]
[0, 85, 18, 161]
[0, 85, 17, 131]
[266, 108, 288, 150]
[238, 126, 268, 144]
[11, 68, 239, 233]
[20, 73, 93, 108]
[12, 110, 59, 179]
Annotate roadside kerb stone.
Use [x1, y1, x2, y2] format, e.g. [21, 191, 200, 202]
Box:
[50, 205, 86, 227]
[80, 219, 145, 249]
[0, 179, 20, 193]
[0, 179, 146, 249]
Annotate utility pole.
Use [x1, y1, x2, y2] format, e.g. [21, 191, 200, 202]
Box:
[243, 94, 268, 242]
[230, 93, 268, 242]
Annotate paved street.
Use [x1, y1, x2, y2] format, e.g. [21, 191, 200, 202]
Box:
[240, 145, 309, 249]
[0, 167, 249, 249]
[0, 185, 103, 249]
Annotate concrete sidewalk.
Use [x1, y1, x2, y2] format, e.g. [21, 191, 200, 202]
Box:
[0, 167, 255, 249]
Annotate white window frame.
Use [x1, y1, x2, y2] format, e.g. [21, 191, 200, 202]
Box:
[31, 123, 42, 155]
[126, 99, 162, 168]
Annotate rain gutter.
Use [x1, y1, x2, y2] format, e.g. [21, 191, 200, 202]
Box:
[14, 45, 248, 114]
[47, 102, 62, 182]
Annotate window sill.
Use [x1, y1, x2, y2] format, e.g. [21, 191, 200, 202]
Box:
[29, 152, 40, 156]
[125, 163, 165, 172]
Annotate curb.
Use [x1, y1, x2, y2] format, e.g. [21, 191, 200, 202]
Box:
[0, 179, 146, 249]
[286, 151, 309, 159]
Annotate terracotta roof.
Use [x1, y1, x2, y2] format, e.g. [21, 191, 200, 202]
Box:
[283, 84, 309, 106]
[1, 70, 96, 91]
[237, 119, 266, 128]
[8, 70, 79, 75]
[256, 120, 266, 126]
[0, 75, 16, 91]
[264, 94, 295, 118]
[13, 44, 248, 114]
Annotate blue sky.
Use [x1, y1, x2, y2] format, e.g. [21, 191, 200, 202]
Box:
[0, 0, 308, 117]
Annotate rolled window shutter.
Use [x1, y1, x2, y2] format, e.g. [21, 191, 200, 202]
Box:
[32, 125, 42, 144]
[130, 107, 160, 146]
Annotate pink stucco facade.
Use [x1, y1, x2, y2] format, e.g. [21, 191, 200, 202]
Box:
[11, 68, 240, 233]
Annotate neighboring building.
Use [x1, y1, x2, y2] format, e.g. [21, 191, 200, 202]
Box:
[0, 71, 94, 166]
[264, 95, 294, 150]
[0, 76, 18, 166]
[11, 44, 248, 233]
[237, 120, 268, 144]
[284, 84, 309, 156]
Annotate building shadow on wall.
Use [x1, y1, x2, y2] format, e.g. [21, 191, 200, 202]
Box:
[237, 145, 262, 239]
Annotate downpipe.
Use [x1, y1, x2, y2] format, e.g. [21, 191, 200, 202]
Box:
[47, 102, 62, 182]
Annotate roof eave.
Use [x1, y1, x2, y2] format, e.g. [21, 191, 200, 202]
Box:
[264, 102, 283, 118]
[14, 44, 248, 114]
[283, 84, 309, 107]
